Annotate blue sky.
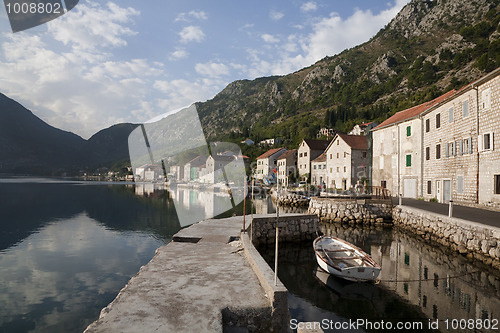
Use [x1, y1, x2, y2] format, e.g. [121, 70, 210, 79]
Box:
[0, 0, 410, 138]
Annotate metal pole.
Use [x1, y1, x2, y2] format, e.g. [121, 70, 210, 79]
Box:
[251, 174, 254, 243]
[399, 193, 402, 206]
[243, 175, 246, 232]
[448, 200, 453, 218]
[274, 180, 280, 286]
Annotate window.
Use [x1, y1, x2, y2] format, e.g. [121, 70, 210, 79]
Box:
[484, 133, 491, 150]
[381, 180, 387, 188]
[436, 144, 441, 159]
[343, 166, 346, 172]
[299, 153, 303, 157]
[313, 165, 317, 170]
[330, 168, 332, 173]
[425, 118, 430, 132]
[482, 88, 491, 109]
[406, 154, 412, 167]
[463, 100, 469, 117]
[427, 180, 432, 194]
[457, 176, 464, 194]
[337, 167, 340, 172]
[448, 107, 453, 123]
[337, 152, 339, 158]
[329, 154, 332, 159]
[337, 140, 339, 145]
[406, 125, 411, 136]
[480, 132, 493, 151]
[344, 152, 347, 158]
[495, 175, 500, 194]
[426, 147, 430, 160]
[362, 151, 367, 158]
[436, 113, 441, 128]
[304, 152, 307, 157]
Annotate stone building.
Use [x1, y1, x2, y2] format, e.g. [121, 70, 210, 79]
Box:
[255, 148, 286, 181]
[324, 133, 368, 190]
[421, 67, 500, 207]
[311, 153, 327, 187]
[277, 149, 297, 187]
[297, 139, 330, 181]
[372, 90, 455, 198]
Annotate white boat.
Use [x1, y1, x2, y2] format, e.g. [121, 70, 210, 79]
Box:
[313, 235, 381, 282]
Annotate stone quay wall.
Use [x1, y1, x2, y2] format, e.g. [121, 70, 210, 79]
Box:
[393, 205, 500, 269]
[270, 190, 310, 207]
[249, 214, 319, 247]
[308, 197, 393, 225]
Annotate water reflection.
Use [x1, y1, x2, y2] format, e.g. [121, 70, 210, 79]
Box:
[0, 180, 180, 333]
[261, 223, 500, 333]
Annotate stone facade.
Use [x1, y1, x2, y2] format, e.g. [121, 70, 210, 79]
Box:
[325, 134, 368, 190]
[308, 197, 393, 225]
[256, 148, 286, 181]
[393, 205, 500, 269]
[249, 214, 319, 247]
[310, 153, 327, 187]
[277, 149, 297, 187]
[297, 139, 330, 180]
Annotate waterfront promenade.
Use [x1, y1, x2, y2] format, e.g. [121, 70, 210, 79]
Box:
[394, 197, 500, 228]
[84, 215, 279, 333]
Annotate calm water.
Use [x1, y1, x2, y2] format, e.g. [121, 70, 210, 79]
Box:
[2, 180, 500, 333]
[0, 179, 184, 333]
[262, 223, 500, 333]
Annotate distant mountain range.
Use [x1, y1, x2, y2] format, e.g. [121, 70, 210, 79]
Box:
[0, 93, 138, 175]
[1, 0, 499, 175]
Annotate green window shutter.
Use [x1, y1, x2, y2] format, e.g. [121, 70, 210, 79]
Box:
[406, 126, 411, 136]
[406, 154, 412, 167]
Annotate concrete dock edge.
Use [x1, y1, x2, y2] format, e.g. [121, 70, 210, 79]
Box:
[241, 232, 291, 333]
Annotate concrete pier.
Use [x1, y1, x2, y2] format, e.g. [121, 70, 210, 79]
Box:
[84, 215, 294, 333]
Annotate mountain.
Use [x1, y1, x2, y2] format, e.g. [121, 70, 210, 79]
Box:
[0, 93, 86, 174]
[0, 93, 138, 174]
[197, 0, 500, 146]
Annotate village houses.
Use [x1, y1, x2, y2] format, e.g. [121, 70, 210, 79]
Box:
[255, 148, 286, 182]
[371, 90, 456, 198]
[325, 134, 368, 190]
[372, 67, 500, 208]
[297, 139, 330, 181]
[277, 149, 297, 187]
[311, 153, 327, 187]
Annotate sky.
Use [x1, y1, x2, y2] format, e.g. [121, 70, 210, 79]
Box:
[0, 0, 410, 139]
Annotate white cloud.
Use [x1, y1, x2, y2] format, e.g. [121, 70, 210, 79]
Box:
[169, 48, 189, 60]
[300, 2, 317, 13]
[48, 2, 139, 51]
[261, 33, 280, 44]
[179, 25, 205, 44]
[195, 62, 230, 77]
[246, 0, 410, 77]
[269, 10, 284, 21]
[175, 10, 208, 22]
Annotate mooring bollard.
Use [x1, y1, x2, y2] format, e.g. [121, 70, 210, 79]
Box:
[399, 194, 402, 206]
[448, 200, 453, 218]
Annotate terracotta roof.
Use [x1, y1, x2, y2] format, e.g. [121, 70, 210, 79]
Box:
[256, 148, 285, 160]
[312, 152, 326, 163]
[337, 133, 368, 150]
[277, 149, 297, 160]
[304, 139, 331, 151]
[374, 89, 456, 130]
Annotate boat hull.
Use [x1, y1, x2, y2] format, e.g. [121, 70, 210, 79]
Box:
[313, 236, 381, 283]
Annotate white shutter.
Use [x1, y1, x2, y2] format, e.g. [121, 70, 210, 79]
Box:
[492, 132, 495, 151]
[478, 135, 483, 152]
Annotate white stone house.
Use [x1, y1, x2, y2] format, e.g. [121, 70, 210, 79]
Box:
[297, 139, 330, 181]
[255, 148, 286, 181]
[311, 153, 327, 187]
[201, 155, 235, 184]
[135, 164, 163, 182]
[277, 149, 297, 187]
[371, 90, 455, 198]
[183, 155, 206, 182]
[325, 134, 368, 190]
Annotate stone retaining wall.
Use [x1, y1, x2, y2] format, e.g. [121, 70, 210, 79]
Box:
[393, 205, 500, 269]
[249, 214, 319, 247]
[308, 197, 393, 225]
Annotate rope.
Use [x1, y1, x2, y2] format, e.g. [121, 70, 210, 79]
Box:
[376, 270, 480, 284]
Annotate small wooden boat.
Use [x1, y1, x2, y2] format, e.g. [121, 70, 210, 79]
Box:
[313, 235, 381, 282]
